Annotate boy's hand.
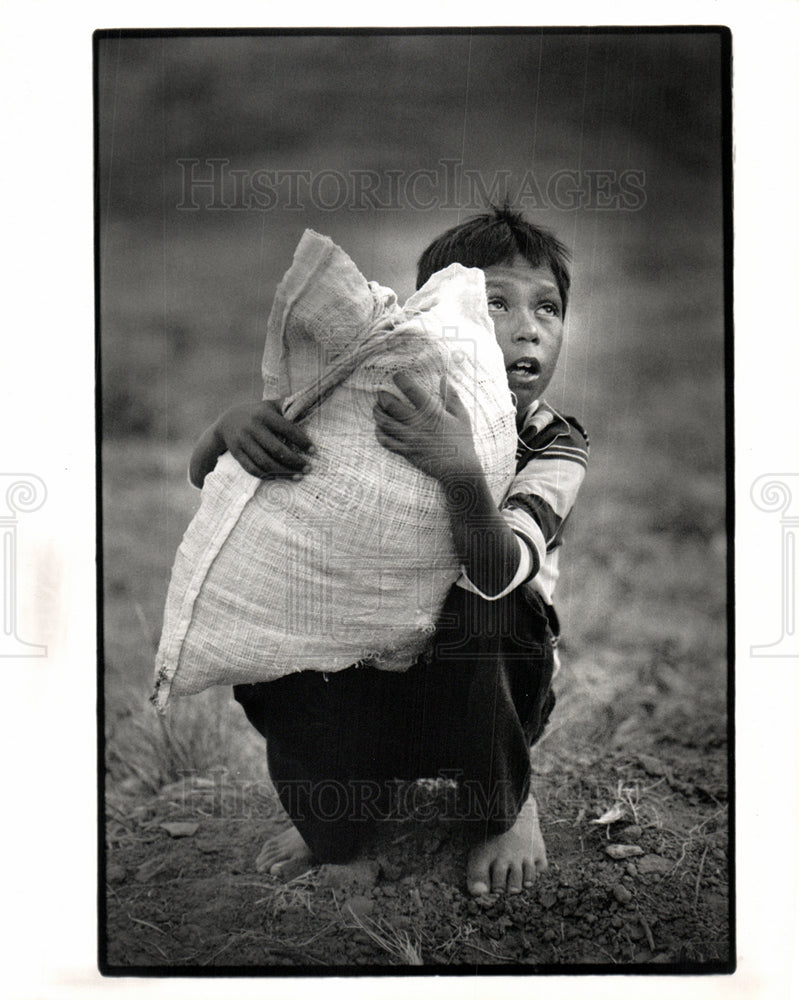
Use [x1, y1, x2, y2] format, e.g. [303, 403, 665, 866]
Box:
[373, 372, 481, 483]
[218, 400, 315, 479]
[375, 371, 521, 596]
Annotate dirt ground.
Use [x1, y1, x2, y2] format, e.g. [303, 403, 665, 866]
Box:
[103, 722, 730, 972]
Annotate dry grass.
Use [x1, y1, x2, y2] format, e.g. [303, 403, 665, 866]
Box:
[253, 869, 320, 916]
[338, 905, 424, 966]
[106, 685, 267, 797]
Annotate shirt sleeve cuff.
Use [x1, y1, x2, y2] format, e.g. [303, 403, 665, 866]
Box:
[455, 534, 533, 601]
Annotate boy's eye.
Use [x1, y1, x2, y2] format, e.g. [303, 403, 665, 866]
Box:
[538, 302, 559, 317]
[487, 297, 507, 312]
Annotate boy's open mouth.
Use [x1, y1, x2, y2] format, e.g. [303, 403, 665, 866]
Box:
[506, 357, 541, 385]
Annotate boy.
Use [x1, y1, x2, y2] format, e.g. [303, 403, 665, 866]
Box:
[190, 207, 588, 896]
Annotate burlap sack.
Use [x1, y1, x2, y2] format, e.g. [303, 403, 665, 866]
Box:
[153, 230, 517, 710]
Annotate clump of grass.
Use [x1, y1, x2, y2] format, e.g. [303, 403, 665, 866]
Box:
[338, 905, 423, 966]
[433, 921, 476, 962]
[106, 683, 267, 798]
[254, 870, 319, 917]
[589, 777, 668, 831]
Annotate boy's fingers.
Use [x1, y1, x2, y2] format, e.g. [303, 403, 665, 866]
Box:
[444, 393, 470, 423]
[440, 378, 460, 413]
[258, 403, 315, 452]
[438, 375, 470, 419]
[278, 421, 315, 453]
[248, 428, 310, 470]
[375, 391, 415, 422]
[373, 406, 409, 437]
[375, 427, 408, 456]
[374, 416, 427, 458]
[374, 403, 429, 441]
[231, 446, 273, 480]
[392, 371, 438, 415]
[239, 437, 309, 477]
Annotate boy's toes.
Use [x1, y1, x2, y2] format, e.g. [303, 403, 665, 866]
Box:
[466, 853, 491, 896]
[531, 810, 549, 872]
[268, 857, 292, 877]
[506, 862, 524, 894]
[255, 827, 312, 874]
[491, 861, 511, 894]
[522, 858, 536, 888]
[269, 855, 313, 881]
[467, 872, 490, 896]
[255, 837, 291, 872]
[255, 846, 279, 872]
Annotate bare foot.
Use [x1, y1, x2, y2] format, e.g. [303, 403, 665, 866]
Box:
[255, 825, 314, 879]
[466, 794, 548, 896]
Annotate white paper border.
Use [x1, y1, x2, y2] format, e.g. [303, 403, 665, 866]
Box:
[3, 2, 798, 998]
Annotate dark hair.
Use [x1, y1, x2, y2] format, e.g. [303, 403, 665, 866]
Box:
[416, 205, 571, 312]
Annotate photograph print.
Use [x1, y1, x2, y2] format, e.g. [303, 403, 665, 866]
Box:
[97, 27, 732, 973]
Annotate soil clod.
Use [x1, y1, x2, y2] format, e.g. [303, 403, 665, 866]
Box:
[638, 854, 673, 875]
[613, 884, 633, 904]
[106, 863, 127, 884]
[606, 844, 644, 860]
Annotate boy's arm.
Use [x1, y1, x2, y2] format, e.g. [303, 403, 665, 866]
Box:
[500, 415, 588, 579]
[189, 400, 316, 489]
[373, 373, 522, 598]
[441, 468, 529, 599]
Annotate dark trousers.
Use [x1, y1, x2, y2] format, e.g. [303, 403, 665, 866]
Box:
[233, 583, 556, 863]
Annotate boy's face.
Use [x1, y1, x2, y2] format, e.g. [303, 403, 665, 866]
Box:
[483, 256, 564, 413]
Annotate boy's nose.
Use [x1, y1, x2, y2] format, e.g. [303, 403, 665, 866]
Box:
[513, 314, 540, 342]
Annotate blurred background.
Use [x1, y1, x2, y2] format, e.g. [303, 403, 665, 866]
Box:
[98, 31, 727, 790]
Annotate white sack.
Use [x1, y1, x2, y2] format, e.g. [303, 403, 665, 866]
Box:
[153, 230, 517, 710]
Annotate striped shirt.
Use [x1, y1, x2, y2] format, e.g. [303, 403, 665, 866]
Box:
[458, 399, 589, 607]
